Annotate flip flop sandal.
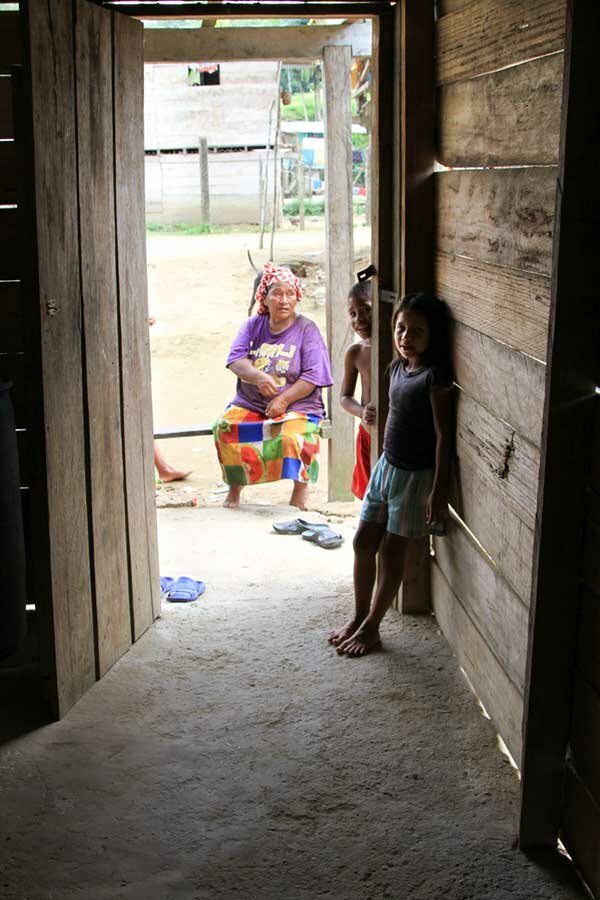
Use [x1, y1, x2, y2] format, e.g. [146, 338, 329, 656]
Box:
[302, 527, 344, 549]
[160, 576, 175, 597]
[166, 577, 206, 603]
[272, 518, 331, 535]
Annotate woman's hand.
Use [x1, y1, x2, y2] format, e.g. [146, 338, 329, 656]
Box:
[426, 489, 448, 525]
[255, 372, 279, 398]
[265, 395, 289, 419]
[361, 402, 376, 427]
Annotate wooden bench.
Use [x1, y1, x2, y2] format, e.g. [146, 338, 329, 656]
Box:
[154, 419, 333, 440]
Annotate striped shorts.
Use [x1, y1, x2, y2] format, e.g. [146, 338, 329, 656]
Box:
[359, 454, 434, 538]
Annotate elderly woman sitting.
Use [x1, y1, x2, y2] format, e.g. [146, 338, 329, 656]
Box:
[213, 263, 333, 509]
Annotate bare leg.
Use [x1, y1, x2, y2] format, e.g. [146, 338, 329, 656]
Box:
[337, 531, 408, 656]
[289, 481, 309, 510]
[223, 485, 243, 508]
[154, 442, 192, 483]
[328, 521, 385, 646]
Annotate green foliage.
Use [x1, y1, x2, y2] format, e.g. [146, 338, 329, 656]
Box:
[281, 93, 317, 122]
[283, 198, 324, 217]
[353, 134, 370, 151]
[146, 222, 260, 236]
[282, 198, 366, 218]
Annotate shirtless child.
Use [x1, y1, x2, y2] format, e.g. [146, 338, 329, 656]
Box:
[340, 281, 375, 499]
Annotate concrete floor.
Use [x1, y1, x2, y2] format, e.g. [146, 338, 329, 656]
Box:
[0, 505, 585, 899]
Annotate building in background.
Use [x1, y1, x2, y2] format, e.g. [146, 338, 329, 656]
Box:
[144, 61, 283, 226]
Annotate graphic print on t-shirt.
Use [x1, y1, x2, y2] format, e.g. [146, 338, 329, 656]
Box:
[249, 341, 297, 386]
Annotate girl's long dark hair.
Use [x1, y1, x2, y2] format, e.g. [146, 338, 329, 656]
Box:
[392, 292, 454, 382]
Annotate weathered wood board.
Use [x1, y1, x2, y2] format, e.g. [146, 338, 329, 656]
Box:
[0, 12, 21, 71]
[28, 0, 95, 715]
[455, 390, 540, 532]
[584, 492, 600, 599]
[0, 352, 25, 427]
[561, 766, 600, 898]
[113, 11, 160, 631]
[0, 281, 22, 352]
[434, 522, 529, 691]
[453, 322, 546, 447]
[436, 168, 557, 276]
[370, 13, 396, 459]
[0, 207, 19, 279]
[569, 677, 600, 810]
[432, 561, 523, 765]
[450, 456, 535, 604]
[16, 429, 31, 488]
[76, 0, 131, 675]
[436, 0, 566, 85]
[437, 53, 563, 167]
[0, 75, 13, 138]
[436, 252, 551, 362]
[438, 0, 473, 14]
[323, 44, 355, 501]
[519, 1, 600, 849]
[144, 22, 372, 63]
[579, 591, 600, 698]
[0, 137, 15, 204]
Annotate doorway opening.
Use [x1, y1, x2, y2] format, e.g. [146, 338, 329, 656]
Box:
[142, 16, 375, 594]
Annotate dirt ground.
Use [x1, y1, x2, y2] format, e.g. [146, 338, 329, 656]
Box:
[147, 221, 370, 510]
[0, 504, 584, 899]
[0, 225, 585, 899]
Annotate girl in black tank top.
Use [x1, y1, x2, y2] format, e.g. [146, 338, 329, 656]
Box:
[328, 293, 454, 657]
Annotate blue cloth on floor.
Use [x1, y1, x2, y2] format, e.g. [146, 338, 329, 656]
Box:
[160, 576, 175, 596]
[166, 577, 206, 603]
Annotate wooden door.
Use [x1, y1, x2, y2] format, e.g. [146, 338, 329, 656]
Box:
[18, 0, 159, 717]
[430, 0, 566, 768]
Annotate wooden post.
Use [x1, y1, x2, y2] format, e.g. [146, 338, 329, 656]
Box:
[258, 98, 275, 250]
[323, 44, 354, 502]
[398, 1, 434, 615]
[269, 63, 281, 261]
[364, 140, 371, 226]
[198, 136, 210, 226]
[519, 0, 600, 849]
[297, 158, 305, 230]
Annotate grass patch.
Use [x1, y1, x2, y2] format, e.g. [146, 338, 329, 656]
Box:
[146, 222, 261, 236]
[281, 93, 317, 122]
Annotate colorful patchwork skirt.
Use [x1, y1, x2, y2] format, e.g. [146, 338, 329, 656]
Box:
[213, 405, 322, 486]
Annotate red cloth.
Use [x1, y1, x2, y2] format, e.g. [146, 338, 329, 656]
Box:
[351, 423, 372, 500]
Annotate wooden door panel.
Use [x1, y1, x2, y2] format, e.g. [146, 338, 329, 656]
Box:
[76, 0, 132, 674]
[113, 11, 160, 631]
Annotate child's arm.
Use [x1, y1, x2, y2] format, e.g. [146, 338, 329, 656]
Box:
[428, 387, 454, 523]
[340, 345, 375, 426]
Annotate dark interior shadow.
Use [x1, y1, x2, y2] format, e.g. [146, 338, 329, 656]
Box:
[0, 668, 53, 745]
[521, 847, 587, 896]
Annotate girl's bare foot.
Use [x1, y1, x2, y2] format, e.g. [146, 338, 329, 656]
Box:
[159, 467, 192, 483]
[289, 481, 308, 510]
[328, 618, 365, 646]
[223, 485, 242, 508]
[337, 622, 382, 657]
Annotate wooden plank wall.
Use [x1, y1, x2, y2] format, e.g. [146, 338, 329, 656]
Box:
[17, 0, 159, 716]
[546, 2, 600, 885]
[432, 0, 566, 765]
[0, 13, 33, 669]
[564, 410, 600, 886]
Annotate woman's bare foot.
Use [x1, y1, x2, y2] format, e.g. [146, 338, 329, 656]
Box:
[290, 481, 309, 510]
[337, 622, 382, 657]
[223, 485, 242, 508]
[328, 618, 365, 647]
[158, 467, 192, 483]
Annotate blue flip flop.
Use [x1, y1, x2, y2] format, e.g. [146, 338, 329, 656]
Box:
[302, 527, 344, 549]
[160, 576, 175, 597]
[166, 576, 206, 603]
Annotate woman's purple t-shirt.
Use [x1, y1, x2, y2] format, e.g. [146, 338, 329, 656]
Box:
[226, 314, 333, 417]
